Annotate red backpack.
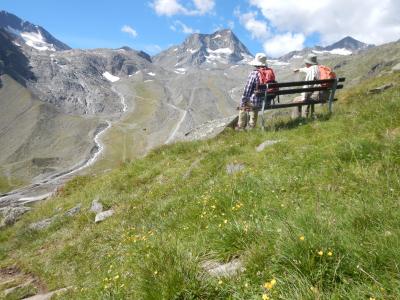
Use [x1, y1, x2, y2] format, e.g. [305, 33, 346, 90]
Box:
[318, 65, 336, 87]
[257, 67, 278, 94]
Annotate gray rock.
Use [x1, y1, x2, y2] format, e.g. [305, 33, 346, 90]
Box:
[29, 217, 56, 230]
[3, 279, 36, 299]
[22, 287, 72, 300]
[183, 158, 203, 179]
[64, 203, 81, 217]
[95, 209, 114, 223]
[368, 83, 394, 94]
[90, 199, 103, 214]
[202, 259, 244, 277]
[392, 63, 400, 72]
[226, 163, 245, 175]
[255, 140, 281, 152]
[182, 115, 238, 142]
[1, 206, 31, 226]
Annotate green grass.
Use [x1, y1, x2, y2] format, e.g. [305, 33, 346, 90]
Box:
[1, 73, 399, 299]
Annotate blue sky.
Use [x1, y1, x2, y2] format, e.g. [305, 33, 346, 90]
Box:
[1, 0, 399, 57]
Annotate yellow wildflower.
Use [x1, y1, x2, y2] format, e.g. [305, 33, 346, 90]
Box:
[318, 250, 324, 256]
[154, 271, 158, 275]
[113, 275, 120, 280]
[327, 251, 333, 256]
[299, 236, 305, 241]
[262, 294, 270, 300]
[218, 280, 223, 285]
[264, 278, 277, 290]
[211, 205, 216, 209]
[224, 219, 228, 224]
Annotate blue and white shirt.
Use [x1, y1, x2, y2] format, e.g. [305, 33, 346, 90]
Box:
[240, 69, 269, 109]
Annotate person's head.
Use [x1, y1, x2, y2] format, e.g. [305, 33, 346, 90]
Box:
[249, 53, 268, 68]
[304, 53, 318, 67]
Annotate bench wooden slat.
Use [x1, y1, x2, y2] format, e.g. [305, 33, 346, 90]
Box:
[260, 84, 344, 96]
[265, 98, 338, 110]
[258, 77, 345, 89]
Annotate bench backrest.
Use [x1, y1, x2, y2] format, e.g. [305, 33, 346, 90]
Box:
[257, 77, 346, 96]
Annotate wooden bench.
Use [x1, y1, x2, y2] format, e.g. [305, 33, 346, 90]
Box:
[257, 77, 346, 129]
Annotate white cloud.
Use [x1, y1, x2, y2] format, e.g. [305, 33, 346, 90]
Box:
[263, 33, 305, 57]
[121, 25, 138, 38]
[152, 0, 189, 16]
[151, 0, 215, 16]
[235, 10, 269, 40]
[249, 0, 400, 45]
[193, 0, 215, 14]
[172, 20, 199, 34]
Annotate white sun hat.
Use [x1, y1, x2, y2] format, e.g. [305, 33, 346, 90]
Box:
[304, 53, 318, 65]
[249, 53, 267, 66]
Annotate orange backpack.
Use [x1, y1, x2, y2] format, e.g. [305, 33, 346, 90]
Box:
[318, 65, 336, 87]
[257, 67, 278, 94]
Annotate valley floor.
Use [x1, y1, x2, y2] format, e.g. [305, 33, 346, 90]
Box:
[0, 73, 399, 299]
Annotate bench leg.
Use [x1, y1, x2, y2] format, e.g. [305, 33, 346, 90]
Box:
[261, 99, 266, 130]
[328, 80, 338, 113]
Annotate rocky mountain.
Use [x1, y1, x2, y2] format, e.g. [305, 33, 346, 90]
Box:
[0, 28, 35, 85]
[153, 29, 253, 69]
[26, 47, 154, 115]
[324, 36, 372, 51]
[279, 36, 374, 61]
[0, 10, 70, 51]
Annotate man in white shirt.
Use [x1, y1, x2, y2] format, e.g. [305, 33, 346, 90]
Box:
[292, 54, 328, 118]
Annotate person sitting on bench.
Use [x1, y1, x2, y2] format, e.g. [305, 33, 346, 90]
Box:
[237, 53, 277, 130]
[292, 54, 330, 118]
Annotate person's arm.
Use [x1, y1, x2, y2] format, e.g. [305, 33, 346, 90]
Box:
[293, 67, 308, 74]
[240, 71, 258, 107]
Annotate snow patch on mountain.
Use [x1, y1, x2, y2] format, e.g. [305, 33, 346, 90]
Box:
[103, 72, 120, 82]
[312, 48, 352, 56]
[5, 25, 56, 51]
[187, 48, 199, 54]
[174, 68, 186, 75]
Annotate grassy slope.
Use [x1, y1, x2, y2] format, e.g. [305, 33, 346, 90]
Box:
[0, 75, 99, 192]
[1, 73, 399, 299]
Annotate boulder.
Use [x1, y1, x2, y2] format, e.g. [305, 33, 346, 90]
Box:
[368, 83, 394, 94]
[255, 140, 281, 152]
[64, 204, 81, 217]
[392, 63, 400, 72]
[1, 206, 31, 226]
[29, 217, 56, 230]
[201, 259, 244, 277]
[90, 198, 103, 213]
[226, 163, 245, 175]
[22, 287, 72, 300]
[95, 209, 114, 223]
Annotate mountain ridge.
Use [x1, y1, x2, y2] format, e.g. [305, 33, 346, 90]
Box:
[153, 29, 253, 69]
[0, 10, 70, 51]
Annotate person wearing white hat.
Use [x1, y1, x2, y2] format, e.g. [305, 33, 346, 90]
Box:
[237, 53, 278, 130]
[292, 53, 328, 117]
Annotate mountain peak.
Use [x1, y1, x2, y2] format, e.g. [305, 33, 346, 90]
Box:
[155, 29, 252, 68]
[0, 10, 70, 51]
[324, 36, 373, 51]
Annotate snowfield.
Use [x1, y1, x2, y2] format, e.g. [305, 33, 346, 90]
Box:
[6, 25, 56, 51]
[102, 72, 120, 82]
